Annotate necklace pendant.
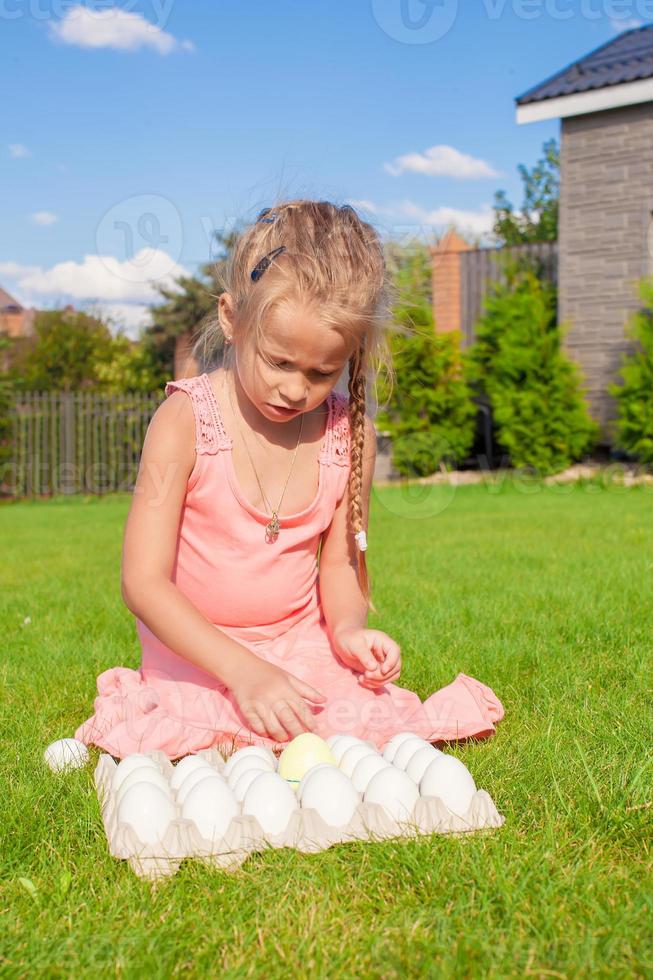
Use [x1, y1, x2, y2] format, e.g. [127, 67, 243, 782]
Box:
[265, 511, 281, 540]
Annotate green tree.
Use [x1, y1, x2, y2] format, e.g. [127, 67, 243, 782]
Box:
[465, 260, 598, 475]
[94, 330, 161, 393]
[377, 242, 477, 476]
[492, 138, 559, 246]
[608, 277, 653, 467]
[12, 307, 115, 392]
[4, 307, 163, 393]
[145, 229, 237, 378]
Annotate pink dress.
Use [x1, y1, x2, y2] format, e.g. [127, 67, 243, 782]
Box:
[75, 372, 504, 760]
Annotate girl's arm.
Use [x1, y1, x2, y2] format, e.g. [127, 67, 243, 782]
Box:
[318, 414, 377, 641]
[121, 391, 261, 690]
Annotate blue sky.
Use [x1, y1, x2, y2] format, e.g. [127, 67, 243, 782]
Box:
[1, 0, 647, 337]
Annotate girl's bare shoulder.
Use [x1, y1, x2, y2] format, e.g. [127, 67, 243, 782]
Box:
[141, 390, 196, 477]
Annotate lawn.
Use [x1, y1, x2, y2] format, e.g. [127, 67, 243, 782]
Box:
[1, 478, 651, 977]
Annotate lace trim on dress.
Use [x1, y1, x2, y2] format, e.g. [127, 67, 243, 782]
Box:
[164, 375, 351, 463]
[322, 390, 351, 467]
[164, 376, 231, 455]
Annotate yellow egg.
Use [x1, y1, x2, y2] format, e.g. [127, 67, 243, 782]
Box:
[278, 733, 336, 788]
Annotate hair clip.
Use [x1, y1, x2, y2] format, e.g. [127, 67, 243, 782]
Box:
[251, 245, 286, 283]
[354, 530, 367, 552]
[256, 208, 277, 223]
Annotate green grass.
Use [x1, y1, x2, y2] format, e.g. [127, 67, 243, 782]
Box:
[1, 479, 651, 978]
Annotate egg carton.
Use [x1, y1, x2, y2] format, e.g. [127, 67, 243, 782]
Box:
[94, 749, 505, 880]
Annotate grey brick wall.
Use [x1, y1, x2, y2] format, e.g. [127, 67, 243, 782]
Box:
[559, 101, 653, 445]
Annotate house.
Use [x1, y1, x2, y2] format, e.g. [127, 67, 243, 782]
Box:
[0, 285, 36, 339]
[516, 24, 653, 445]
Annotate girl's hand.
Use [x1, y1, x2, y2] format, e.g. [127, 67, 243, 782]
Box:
[332, 627, 402, 689]
[229, 658, 327, 743]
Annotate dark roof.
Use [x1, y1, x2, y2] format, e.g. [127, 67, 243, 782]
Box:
[516, 23, 653, 105]
[0, 285, 23, 311]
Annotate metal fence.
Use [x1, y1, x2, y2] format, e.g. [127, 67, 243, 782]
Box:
[2, 390, 164, 498]
[460, 240, 558, 346]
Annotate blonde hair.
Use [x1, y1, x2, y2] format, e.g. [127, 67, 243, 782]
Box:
[192, 199, 398, 614]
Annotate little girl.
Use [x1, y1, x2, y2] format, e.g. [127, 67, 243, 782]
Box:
[75, 199, 504, 760]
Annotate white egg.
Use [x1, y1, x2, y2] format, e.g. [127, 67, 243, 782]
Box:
[223, 745, 277, 779]
[111, 753, 159, 794]
[405, 745, 443, 784]
[419, 755, 477, 817]
[115, 766, 172, 807]
[170, 755, 214, 792]
[297, 763, 338, 801]
[242, 771, 300, 836]
[117, 782, 176, 845]
[364, 766, 420, 823]
[233, 767, 269, 803]
[300, 767, 361, 827]
[339, 743, 379, 778]
[382, 731, 422, 764]
[226, 754, 274, 789]
[181, 776, 240, 842]
[325, 734, 341, 750]
[177, 768, 224, 806]
[351, 754, 391, 794]
[329, 736, 368, 765]
[392, 738, 430, 771]
[44, 738, 89, 773]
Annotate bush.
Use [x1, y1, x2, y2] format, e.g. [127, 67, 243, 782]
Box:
[377, 244, 476, 477]
[608, 277, 653, 468]
[465, 258, 598, 476]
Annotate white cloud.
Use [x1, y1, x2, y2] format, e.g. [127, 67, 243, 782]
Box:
[384, 144, 500, 180]
[610, 17, 642, 32]
[30, 211, 59, 226]
[348, 199, 495, 241]
[85, 302, 152, 339]
[345, 198, 379, 214]
[12, 250, 186, 302]
[398, 200, 494, 236]
[9, 144, 30, 158]
[48, 5, 192, 55]
[0, 252, 188, 337]
[0, 260, 40, 278]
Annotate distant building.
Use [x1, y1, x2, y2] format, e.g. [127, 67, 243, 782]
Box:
[516, 24, 653, 444]
[0, 285, 36, 339]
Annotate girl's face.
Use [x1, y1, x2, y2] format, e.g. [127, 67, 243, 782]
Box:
[221, 294, 358, 424]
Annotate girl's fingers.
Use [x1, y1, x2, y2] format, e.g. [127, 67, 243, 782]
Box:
[284, 699, 315, 737]
[294, 699, 318, 734]
[261, 706, 291, 742]
[288, 674, 327, 703]
[286, 696, 317, 734]
[275, 701, 307, 739]
[370, 644, 385, 664]
[246, 710, 268, 739]
[368, 635, 387, 663]
[359, 665, 401, 688]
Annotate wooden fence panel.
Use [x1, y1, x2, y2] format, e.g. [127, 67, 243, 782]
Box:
[460, 241, 558, 345]
[2, 390, 164, 498]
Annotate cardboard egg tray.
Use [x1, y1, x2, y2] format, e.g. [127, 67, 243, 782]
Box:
[95, 748, 505, 880]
